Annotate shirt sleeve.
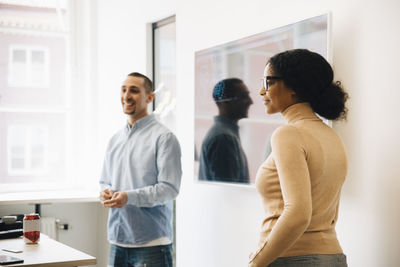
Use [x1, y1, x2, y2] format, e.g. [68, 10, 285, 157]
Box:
[126, 132, 182, 207]
[249, 125, 312, 266]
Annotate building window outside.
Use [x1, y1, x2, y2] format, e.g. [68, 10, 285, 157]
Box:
[7, 125, 48, 175]
[0, 0, 99, 194]
[8, 46, 49, 88]
[0, 0, 69, 189]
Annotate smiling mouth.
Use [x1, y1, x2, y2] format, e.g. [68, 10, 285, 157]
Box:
[124, 102, 135, 107]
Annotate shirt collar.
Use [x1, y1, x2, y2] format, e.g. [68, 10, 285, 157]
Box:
[125, 114, 155, 133]
[214, 115, 239, 132]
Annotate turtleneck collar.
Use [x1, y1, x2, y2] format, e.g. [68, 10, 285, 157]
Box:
[281, 102, 321, 124]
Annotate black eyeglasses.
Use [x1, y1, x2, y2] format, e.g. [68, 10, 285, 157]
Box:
[262, 76, 284, 91]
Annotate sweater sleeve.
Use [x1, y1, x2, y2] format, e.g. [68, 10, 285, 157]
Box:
[249, 125, 312, 266]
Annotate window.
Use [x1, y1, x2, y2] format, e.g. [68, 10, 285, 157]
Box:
[0, 0, 99, 195]
[152, 16, 177, 134]
[7, 125, 48, 175]
[8, 46, 49, 87]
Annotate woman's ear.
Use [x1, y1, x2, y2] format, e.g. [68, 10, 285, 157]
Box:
[290, 89, 300, 102]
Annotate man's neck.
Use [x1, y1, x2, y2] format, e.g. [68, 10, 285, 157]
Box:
[218, 112, 239, 123]
[127, 111, 149, 126]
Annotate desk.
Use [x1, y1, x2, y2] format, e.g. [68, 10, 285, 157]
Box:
[0, 234, 96, 266]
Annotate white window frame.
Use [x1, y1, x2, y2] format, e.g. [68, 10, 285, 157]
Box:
[8, 45, 50, 88]
[7, 125, 49, 176]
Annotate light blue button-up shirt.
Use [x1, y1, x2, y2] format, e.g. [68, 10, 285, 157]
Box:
[100, 114, 182, 245]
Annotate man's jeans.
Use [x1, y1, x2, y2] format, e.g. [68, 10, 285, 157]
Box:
[108, 244, 173, 267]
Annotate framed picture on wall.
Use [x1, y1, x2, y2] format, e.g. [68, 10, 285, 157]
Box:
[194, 13, 331, 186]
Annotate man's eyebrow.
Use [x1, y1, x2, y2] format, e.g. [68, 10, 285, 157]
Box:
[121, 85, 140, 89]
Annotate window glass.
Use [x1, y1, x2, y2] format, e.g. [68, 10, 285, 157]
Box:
[30, 127, 46, 170]
[9, 47, 48, 87]
[11, 49, 28, 84]
[13, 50, 26, 63]
[31, 50, 46, 84]
[8, 126, 27, 171]
[153, 17, 177, 134]
[7, 125, 47, 174]
[0, 0, 69, 189]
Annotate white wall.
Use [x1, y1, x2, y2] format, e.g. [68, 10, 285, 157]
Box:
[93, 0, 400, 266]
[96, 0, 177, 150]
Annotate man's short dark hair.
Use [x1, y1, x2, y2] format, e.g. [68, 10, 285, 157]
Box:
[212, 78, 243, 103]
[127, 72, 154, 94]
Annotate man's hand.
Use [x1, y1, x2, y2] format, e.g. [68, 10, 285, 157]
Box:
[100, 188, 114, 204]
[102, 191, 128, 208]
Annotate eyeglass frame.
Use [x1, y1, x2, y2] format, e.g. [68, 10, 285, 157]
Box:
[262, 76, 284, 91]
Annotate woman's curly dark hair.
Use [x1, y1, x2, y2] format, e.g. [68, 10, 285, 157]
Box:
[268, 49, 348, 120]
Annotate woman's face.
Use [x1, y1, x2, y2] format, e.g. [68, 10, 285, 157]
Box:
[259, 64, 298, 114]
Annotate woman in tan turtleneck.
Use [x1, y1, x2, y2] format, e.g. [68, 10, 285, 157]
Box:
[249, 49, 349, 267]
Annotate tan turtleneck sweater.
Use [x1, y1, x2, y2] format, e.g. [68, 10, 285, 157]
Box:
[249, 103, 347, 267]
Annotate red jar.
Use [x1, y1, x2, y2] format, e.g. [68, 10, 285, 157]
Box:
[23, 214, 40, 244]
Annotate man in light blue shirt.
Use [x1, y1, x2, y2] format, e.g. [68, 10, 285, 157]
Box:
[99, 72, 182, 267]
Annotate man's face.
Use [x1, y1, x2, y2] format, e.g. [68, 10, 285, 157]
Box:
[120, 76, 153, 118]
[229, 82, 253, 120]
